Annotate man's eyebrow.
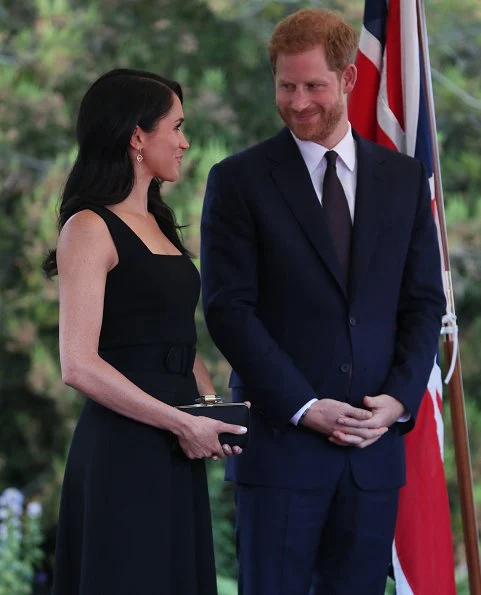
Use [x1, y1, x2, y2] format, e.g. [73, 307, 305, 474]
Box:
[277, 78, 325, 84]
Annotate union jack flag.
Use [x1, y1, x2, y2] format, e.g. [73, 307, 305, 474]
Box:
[348, 0, 456, 593]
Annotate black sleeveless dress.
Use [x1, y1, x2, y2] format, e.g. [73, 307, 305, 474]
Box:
[53, 207, 217, 595]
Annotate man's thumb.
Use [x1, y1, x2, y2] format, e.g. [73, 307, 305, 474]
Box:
[363, 395, 375, 408]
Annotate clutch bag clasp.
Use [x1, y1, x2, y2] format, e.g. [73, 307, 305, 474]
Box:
[195, 394, 224, 405]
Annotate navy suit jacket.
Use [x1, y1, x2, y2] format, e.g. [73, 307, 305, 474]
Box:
[200, 127, 446, 491]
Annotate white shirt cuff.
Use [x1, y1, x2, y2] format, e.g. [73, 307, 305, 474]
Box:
[290, 398, 318, 426]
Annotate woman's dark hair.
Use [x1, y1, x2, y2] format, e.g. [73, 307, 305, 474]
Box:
[43, 68, 190, 277]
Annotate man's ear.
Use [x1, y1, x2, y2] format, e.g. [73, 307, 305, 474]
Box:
[129, 125, 143, 151]
[342, 64, 357, 95]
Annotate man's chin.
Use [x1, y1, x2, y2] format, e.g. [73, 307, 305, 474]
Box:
[287, 121, 319, 141]
[293, 129, 318, 142]
[288, 119, 342, 144]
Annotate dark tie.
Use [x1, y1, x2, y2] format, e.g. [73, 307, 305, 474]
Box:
[322, 150, 352, 282]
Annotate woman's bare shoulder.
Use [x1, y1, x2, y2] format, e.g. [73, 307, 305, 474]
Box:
[58, 209, 116, 267]
[63, 208, 107, 231]
[59, 209, 111, 243]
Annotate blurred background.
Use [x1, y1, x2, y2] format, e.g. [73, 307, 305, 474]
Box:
[0, 0, 480, 593]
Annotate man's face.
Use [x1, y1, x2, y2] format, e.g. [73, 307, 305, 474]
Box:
[275, 46, 353, 145]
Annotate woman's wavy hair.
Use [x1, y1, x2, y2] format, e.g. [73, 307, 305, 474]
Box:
[43, 68, 190, 277]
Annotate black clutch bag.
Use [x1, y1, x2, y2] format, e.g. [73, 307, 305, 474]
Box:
[176, 395, 250, 448]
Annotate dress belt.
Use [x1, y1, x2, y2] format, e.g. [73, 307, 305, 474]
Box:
[164, 345, 197, 375]
[98, 343, 197, 376]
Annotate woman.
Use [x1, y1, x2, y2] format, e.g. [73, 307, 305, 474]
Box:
[44, 68, 247, 595]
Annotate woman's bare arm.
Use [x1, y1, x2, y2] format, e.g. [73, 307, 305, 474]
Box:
[57, 210, 245, 458]
[193, 355, 216, 396]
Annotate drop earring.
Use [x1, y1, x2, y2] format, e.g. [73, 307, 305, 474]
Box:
[136, 148, 143, 163]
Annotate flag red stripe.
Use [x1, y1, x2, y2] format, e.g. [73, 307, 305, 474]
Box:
[348, 50, 381, 139]
[349, 1, 456, 592]
[395, 392, 456, 593]
[376, 126, 398, 151]
[385, 0, 405, 129]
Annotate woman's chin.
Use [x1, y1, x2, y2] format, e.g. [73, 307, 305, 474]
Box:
[159, 172, 179, 183]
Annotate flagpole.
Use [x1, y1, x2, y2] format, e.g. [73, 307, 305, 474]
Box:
[416, 1, 481, 592]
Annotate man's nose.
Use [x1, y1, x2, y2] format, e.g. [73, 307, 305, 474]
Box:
[291, 88, 310, 112]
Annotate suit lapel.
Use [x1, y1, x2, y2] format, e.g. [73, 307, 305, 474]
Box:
[349, 132, 388, 301]
[267, 128, 346, 296]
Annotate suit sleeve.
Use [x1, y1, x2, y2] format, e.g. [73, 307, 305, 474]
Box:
[381, 162, 446, 431]
[200, 163, 316, 425]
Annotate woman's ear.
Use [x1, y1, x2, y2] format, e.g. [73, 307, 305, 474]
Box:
[129, 125, 143, 151]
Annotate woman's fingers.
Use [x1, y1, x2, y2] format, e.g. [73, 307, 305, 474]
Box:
[220, 444, 243, 457]
[218, 421, 248, 435]
[222, 444, 233, 456]
[180, 416, 247, 460]
[211, 444, 244, 459]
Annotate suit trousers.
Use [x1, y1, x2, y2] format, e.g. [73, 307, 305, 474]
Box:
[235, 459, 399, 595]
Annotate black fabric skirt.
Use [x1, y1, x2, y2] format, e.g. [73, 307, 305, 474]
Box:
[53, 344, 217, 595]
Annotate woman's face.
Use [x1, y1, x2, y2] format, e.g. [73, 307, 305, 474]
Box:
[141, 93, 189, 182]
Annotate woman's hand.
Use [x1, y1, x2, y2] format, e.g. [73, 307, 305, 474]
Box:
[216, 444, 243, 460]
[215, 401, 251, 460]
[177, 415, 247, 460]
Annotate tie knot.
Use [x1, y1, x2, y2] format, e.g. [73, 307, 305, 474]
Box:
[324, 150, 338, 167]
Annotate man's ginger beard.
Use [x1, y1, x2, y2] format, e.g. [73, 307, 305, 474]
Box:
[277, 95, 344, 143]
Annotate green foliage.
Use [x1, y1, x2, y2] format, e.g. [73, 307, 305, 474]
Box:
[384, 577, 395, 595]
[207, 461, 238, 583]
[1, 0, 481, 591]
[217, 574, 237, 595]
[428, 0, 481, 215]
[0, 489, 44, 595]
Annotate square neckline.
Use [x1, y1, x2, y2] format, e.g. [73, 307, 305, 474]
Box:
[103, 206, 185, 257]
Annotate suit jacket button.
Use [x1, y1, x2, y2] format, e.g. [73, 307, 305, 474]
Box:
[340, 363, 351, 373]
[349, 317, 357, 326]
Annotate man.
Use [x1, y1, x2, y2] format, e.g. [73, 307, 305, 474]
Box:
[201, 8, 446, 595]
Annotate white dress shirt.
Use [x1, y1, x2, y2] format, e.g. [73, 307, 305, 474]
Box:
[290, 126, 357, 425]
[288, 126, 409, 425]
[293, 125, 357, 221]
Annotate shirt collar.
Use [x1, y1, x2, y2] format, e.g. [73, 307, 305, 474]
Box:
[291, 124, 356, 174]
